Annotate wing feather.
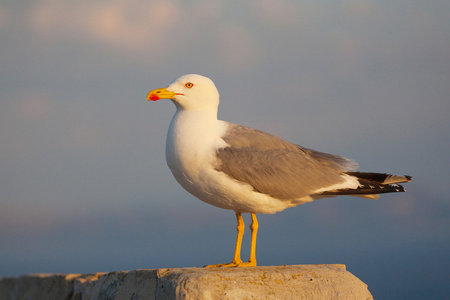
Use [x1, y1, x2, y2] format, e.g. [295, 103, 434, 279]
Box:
[216, 124, 351, 200]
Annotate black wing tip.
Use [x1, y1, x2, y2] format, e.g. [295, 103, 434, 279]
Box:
[320, 184, 406, 196]
[346, 172, 413, 184]
[320, 175, 410, 196]
[318, 172, 412, 197]
[404, 175, 413, 181]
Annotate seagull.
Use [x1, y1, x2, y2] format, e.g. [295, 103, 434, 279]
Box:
[146, 74, 412, 268]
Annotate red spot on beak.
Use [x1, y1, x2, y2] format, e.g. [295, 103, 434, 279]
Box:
[149, 94, 160, 101]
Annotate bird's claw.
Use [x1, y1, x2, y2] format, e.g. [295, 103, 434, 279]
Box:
[203, 260, 256, 268]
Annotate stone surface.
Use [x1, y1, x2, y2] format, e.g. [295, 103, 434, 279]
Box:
[0, 265, 373, 300]
[72, 270, 157, 300]
[0, 273, 82, 300]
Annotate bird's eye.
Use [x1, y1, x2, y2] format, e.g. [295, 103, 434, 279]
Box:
[185, 82, 194, 88]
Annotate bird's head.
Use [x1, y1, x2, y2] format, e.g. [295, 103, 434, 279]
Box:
[147, 74, 220, 111]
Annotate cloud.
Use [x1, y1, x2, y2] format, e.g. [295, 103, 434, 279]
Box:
[30, 1, 180, 53]
[25, 1, 229, 62]
[25, 0, 265, 72]
[14, 91, 53, 122]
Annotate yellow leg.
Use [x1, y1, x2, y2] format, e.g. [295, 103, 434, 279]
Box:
[232, 212, 245, 264]
[204, 212, 258, 268]
[235, 213, 258, 267]
[248, 213, 258, 265]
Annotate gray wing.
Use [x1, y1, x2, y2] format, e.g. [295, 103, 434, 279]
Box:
[216, 124, 356, 200]
[302, 148, 359, 171]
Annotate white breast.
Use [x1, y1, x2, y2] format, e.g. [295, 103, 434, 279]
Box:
[166, 108, 225, 197]
[165, 109, 296, 214]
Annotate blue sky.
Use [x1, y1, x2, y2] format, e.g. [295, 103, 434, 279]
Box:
[1, 1, 449, 299]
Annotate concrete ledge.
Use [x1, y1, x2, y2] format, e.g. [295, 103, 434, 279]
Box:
[0, 265, 373, 300]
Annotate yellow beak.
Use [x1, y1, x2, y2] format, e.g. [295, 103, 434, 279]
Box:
[146, 87, 179, 101]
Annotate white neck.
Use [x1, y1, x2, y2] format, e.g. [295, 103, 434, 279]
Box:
[165, 107, 221, 170]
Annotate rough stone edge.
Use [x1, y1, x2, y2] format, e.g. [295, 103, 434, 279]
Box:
[0, 273, 84, 300]
[0, 265, 372, 300]
[154, 264, 372, 300]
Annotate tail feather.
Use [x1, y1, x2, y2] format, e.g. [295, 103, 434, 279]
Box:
[319, 172, 412, 197]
